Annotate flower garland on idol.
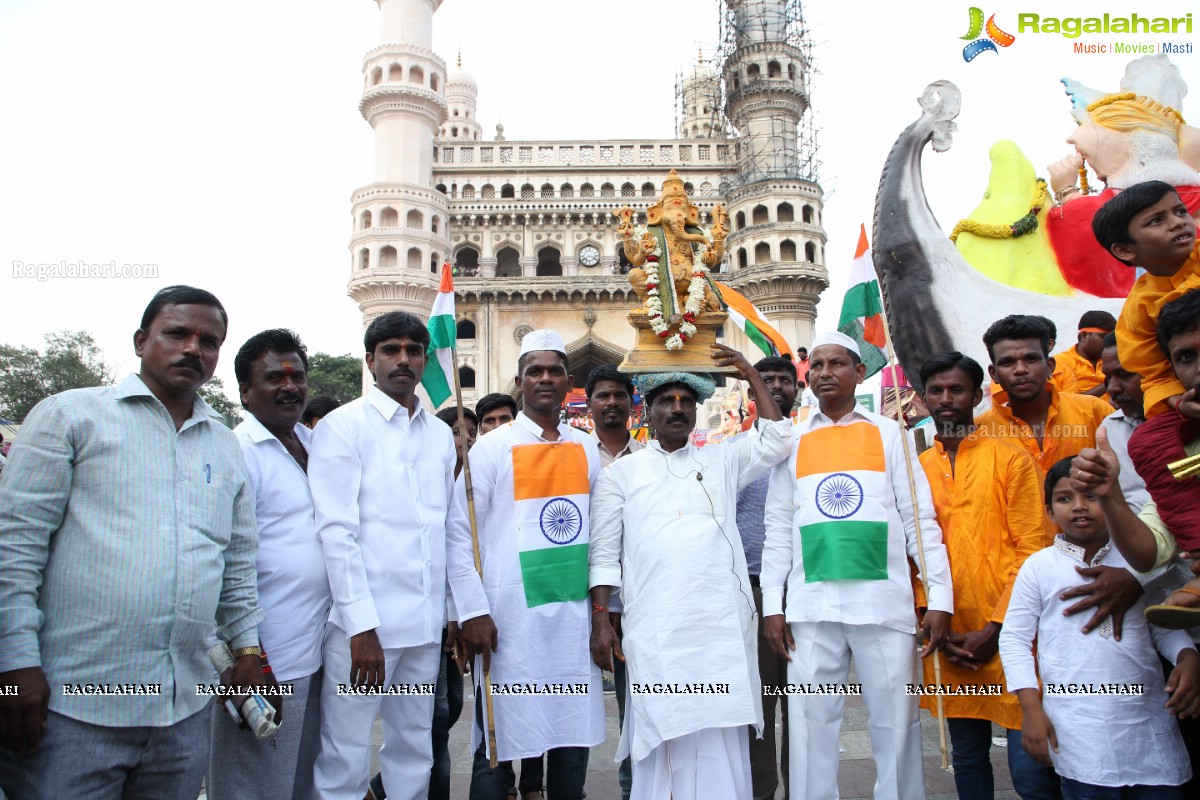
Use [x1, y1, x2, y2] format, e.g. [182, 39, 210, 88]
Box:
[640, 229, 711, 351]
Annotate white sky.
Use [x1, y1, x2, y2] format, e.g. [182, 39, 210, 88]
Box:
[0, 0, 1195, 400]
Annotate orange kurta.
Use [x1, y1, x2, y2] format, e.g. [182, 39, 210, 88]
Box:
[1116, 244, 1200, 418]
[976, 386, 1112, 535]
[1053, 346, 1107, 395]
[916, 435, 1047, 729]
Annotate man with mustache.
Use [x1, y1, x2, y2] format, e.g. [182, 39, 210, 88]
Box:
[208, 329, 330, 800]
[589, 345, 791, 800]
[916, 352, 1056, 800]
[448, 329, 604, 800]
[0, 285, 267, 797]
[734, 356, 798, 800]
[308, 311, 458, 800]
[762, 331, 952, 800]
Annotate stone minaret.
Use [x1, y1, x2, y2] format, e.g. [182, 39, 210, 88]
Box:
[721, 0, 827, 353]
[348, 0, 451, 327]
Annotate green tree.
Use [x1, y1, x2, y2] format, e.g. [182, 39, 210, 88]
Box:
[306, 352, 364, 404]
[199, 377, 242, 427]
[0, 331, 114, 422]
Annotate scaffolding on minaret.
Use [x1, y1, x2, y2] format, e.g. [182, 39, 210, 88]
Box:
[713, 0, 822, 191]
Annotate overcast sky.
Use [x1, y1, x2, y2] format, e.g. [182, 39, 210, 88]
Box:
[1, 0, 1194, 398]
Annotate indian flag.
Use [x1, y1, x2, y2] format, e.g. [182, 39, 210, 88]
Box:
[837, 225, 888, 377]
[421, 263, 456, 409]
[513, 441, 591, 607]
[716, 282, 791, 358]
[794, 422, 889, 582]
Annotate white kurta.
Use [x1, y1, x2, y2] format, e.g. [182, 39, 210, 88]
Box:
[589, 419, 792, 763]
[999, 536, 1194, 788]
[446, 413, 605, 760]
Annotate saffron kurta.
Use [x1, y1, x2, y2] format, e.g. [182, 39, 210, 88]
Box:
[975, 386, 1111, 476]
[589, 419, 792, 764]
[445, 413, 605, 761]
[915, 435, 1047, 729]
[1052, 346, 1107, 395]
[1115, 242, 1200, 418]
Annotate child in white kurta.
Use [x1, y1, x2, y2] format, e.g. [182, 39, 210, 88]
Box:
[998, 458, 1198, 797]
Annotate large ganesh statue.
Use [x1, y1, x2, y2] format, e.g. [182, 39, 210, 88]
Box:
[615, 170, 735, 372]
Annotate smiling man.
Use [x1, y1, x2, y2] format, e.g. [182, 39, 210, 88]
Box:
[589, 344, 791, 800]
[916, 352, 1054, 800]
[308, 311, 457, 800]
[207, 329, 331, 800]
[0, 285, 266, 798]
[447, 329, 605, 800]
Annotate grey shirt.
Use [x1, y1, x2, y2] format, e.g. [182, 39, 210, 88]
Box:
[0, 374, 263, 726]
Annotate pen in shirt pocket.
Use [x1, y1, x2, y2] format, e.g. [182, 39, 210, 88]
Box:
[205, 463, 212, 484]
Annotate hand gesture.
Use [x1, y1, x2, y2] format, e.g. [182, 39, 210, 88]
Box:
[919, 610, 952, 658]
[1070, 427, 1119, 499]
[1059, 564, 1143, 639]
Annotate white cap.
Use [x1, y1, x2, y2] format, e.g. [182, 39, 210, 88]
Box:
[810, 331, 862, 358]
[519, 329, 566, 357]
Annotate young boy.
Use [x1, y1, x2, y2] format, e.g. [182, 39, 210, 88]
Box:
[1092, 180, 1199, 420]
[998, 458, 1200, 797]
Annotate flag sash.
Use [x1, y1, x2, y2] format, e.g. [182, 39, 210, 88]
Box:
[795, 423, 889, 582]
[512, 441, 591, 607]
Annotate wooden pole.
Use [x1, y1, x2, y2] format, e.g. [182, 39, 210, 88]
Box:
[450, 345, 500, 768]
[875, 304, 951, 772]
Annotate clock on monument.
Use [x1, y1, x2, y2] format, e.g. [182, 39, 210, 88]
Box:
[578, 245, 601, 267]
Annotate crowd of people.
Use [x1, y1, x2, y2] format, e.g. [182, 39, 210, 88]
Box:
[0, 179, 1198, 800]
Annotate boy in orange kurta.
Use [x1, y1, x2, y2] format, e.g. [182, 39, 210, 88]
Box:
[917, 352, 1057, 800]
[1093, 181, 1200, 419]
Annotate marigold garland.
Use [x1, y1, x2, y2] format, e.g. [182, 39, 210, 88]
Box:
[949, 179, 1049, 242]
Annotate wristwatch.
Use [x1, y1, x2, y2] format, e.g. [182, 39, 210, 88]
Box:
[232, 646, 263, 659]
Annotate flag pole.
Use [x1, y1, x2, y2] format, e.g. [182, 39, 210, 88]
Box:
[874, 285, 951, 772]
[447, 295, 500, 769]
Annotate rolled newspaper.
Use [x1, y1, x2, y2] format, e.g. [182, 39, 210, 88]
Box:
[208, 643, 279, 740]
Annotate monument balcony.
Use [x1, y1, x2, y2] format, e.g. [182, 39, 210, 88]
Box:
[431, 140, 736, 174]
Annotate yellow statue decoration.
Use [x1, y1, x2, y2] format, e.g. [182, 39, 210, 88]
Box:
[614, 171, 735, 372]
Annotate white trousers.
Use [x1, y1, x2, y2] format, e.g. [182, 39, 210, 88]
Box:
[786, 622, 925, 800]
[630, 726, 752, 800]
[312, 624, 441, 800]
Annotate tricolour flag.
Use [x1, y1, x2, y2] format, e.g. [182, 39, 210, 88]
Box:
[716, 282, 792, 358]
[421, 263, 456, 408]
[513, 441, 591, 607]
[794, 422, 889, 582]
[837, 225, 888, 377]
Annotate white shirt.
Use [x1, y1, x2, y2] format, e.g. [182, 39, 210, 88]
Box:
[1099, 410, 1150, 514]
[446, 413, 605, 760]
[761, 403, 953, 633]
[589, 419, 792, 762]
[309, 387, 455, 649]
[999, 537, 1193, 787]
[234, 416, 330, 682]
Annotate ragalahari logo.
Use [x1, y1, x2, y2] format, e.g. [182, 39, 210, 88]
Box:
[961, 7, 1016, 61]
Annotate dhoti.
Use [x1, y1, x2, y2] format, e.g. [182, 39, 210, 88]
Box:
[630, 727, 751, 800]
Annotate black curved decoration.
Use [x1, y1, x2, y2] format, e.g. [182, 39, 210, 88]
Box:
[872, 81, 963, 394]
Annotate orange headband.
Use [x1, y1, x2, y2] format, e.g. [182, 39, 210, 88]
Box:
[1079, 327, 1109, 334]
